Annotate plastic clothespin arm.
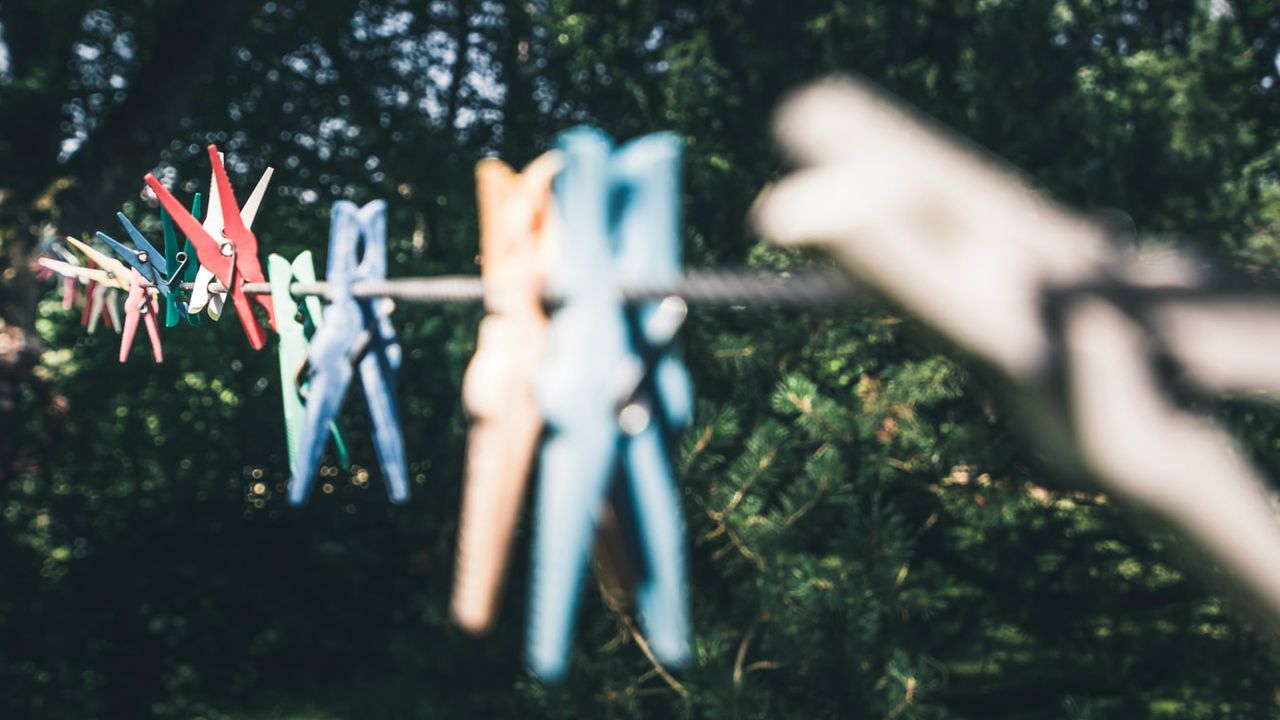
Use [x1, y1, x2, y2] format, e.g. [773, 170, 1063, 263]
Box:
[527, 127, 629, 682]
[350, 201, 408, 503]
[115, 212, 168, 276]
[38, 258, 114, 287]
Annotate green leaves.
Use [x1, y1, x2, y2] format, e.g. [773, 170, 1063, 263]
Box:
[4, 0, 1280, 717]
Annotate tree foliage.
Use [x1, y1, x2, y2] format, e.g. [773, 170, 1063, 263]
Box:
[2, 1, 1280, 718]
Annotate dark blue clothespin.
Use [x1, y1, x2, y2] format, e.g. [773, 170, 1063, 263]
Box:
[97, 212, 190, 306]
[528, 127, 693, 681]
[290, 199, 409, 506]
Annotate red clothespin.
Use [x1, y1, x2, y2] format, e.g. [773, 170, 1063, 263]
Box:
[120, 268, 162, 363]
[143, 145, 276, 350]
[80, 263, 98, 328]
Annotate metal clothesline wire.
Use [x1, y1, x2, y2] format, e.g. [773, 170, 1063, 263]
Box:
[186, 268, 862, 308]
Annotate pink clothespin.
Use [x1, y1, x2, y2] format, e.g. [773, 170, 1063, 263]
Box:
[120, 268, 162, 363]
[62, 275, 78, 310]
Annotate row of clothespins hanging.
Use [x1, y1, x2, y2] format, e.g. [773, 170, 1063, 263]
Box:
[38, 127, 694, 682]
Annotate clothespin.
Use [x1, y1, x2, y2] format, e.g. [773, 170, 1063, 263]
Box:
[161, 192, 204, 327]
[451, 153, 562, 634]
[79, 270, 97, 328]
[526, 128, 693, 681]
[50, 241, 81, 310]
[186, 157, 273, 321]
[97, 212, 191, 324]
[144, 146, 276, 349]
[268, 250, 351, 476]
[47, 237, 134, 335]
[77, 259, 117, 332]
[46, 236, 160, 357]
[88, 278, 123, 334]
[39, 255, 104, 329]
[30, 229, 59, 282]
[752, 76, 1280, 622]
[119, 268, 163, 363]
[290, 200, 407, 505]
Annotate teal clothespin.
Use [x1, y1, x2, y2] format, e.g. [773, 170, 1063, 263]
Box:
[162, 193, 203, 327]
[269, 251, 350, 473]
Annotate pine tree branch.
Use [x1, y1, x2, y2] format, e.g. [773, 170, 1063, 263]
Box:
[622, 615, 689, 699]
[782, 461, 832, 528]
[731, 619, 759, 687]
[595, 566, 689, 698]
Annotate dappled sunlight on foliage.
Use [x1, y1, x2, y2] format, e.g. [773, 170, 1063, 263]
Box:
[1, 1, 1280, 718]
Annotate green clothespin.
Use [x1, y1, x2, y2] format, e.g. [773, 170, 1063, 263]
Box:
[162, 192, 204, 327]
[268, 251, 350, 472]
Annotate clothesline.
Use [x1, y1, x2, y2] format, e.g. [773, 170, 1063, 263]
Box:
[193, 268, 861, 307]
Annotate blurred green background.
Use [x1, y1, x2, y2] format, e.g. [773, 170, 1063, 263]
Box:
[2, 1, 1280, 718]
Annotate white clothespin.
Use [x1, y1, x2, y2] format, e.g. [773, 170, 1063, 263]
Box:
[87, 281, 122, 333]
[754, 75, 1280, 623]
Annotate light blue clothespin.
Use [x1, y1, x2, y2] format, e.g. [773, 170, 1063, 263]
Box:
[528, 127, 694, 682]
[290, 200, 409, 506]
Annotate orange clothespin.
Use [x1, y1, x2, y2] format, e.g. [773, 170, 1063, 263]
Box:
[451, 153, 562, 633]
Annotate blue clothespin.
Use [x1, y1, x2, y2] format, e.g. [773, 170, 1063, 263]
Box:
[97, 212, 190, 306]
[528, 127, 694, 682]
[290, 200, 409, 506]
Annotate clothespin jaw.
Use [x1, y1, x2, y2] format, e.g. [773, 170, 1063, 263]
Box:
[290, 200, 407, 506]
[269, 251, 349, 478]
[63, 236, 132, 288]
[87, 281, 122, 334]
[119, 268, 163, 363]
[162, 193, 204, 327]
[452, 152, 562, 634]
[97, 213, 174, 297]
[144, 146, 274, 350]
[526, 128, 692, 681]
